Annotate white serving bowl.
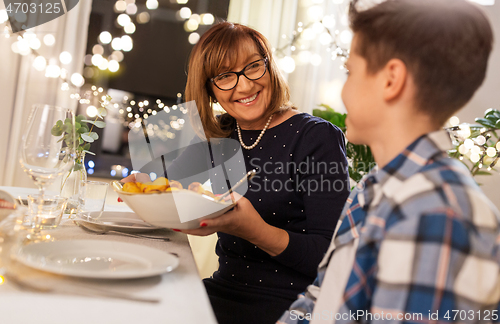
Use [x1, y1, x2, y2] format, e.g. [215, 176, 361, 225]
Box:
[112, 181, 235, 229]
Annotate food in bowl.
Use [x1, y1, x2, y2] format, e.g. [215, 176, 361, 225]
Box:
[113, 179, 232, 229]
[121, 177, 215, 198]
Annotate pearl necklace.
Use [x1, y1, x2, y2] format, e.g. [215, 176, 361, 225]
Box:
[236, 114, 274, 150]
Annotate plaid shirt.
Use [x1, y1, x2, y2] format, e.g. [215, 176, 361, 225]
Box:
[278, 131, 500, 324]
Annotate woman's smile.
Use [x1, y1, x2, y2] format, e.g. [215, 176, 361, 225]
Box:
[236, 91, 260, 105]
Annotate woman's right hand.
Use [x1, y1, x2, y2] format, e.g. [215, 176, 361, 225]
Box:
[178, 192, 290, 256]
[120, 173, 151, 183]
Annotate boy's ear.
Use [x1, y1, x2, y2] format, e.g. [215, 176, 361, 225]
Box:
[382, 58, 407, 102]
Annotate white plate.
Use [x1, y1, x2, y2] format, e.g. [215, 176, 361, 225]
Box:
[76, 211, 164, 233]
[15, 240, 179, 279]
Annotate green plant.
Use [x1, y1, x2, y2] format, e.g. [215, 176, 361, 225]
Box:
[447, 108, 500, 176]
[51, 95, 111, 172]
[314, 105, 500, 181]
[313, 104, 376, 182]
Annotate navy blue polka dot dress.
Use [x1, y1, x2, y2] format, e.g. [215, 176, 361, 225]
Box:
[202, 112, 350, 324]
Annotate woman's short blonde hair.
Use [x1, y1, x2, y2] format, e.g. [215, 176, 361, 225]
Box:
[185, 21, 294, 139]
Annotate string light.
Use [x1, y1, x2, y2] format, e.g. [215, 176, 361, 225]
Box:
[137, 12, 150, 24]
[59, 51, 72, 65]
[179, 7, 192, 19]
[114, 0, 127, 12]
[184, 18, 199, 32]
[201, 13, 214, 25]
[99, 31, 112, 44]
[43, 34, 55, 46]
[447, 111, 500, 176]
[111, 51, 124, 62]
[273, 1, 350, 74]
[146, 0, 159, 10]
[121, 36, 133, 51]
[33, 56, 47, 71]
[29, 38, 41, 50]
[92, 44, 104, 55]
[71, 73, 85, 87]
[45, 63, 61, 78]
[86, 105, 98, 117]
[124, 22, 136, 34]
[126, 4, 138, 15]
[117, 14, 132, 27]
[111, 37, 123, 51]
[188, 32, 200, 44]
[0, 10, 8, 23]
[92, 54, 103, 66]
[108, 60, 120, 72]
[2, 0, 216, 119]
[280, 56, 296, 73]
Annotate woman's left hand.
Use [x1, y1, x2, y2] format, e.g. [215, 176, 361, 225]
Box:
[178, 192, 264, 240]
[176, 192, 289, 256]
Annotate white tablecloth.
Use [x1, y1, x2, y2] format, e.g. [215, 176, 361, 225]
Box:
[0, 186, 217, 324]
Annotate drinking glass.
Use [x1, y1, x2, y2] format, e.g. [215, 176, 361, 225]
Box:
[19, 104, 76, 198]
[27, 195, 68, 229]
[77, 181, 109, 220]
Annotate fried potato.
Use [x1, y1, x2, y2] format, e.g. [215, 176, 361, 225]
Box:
[188, 182, 205, 194]
[169, 180, 183, 189]
[143, 185, 168, 193]
[137, 182, 153, 192]
[122, 182, 142, 193]
[188, 182, 215, 198]
[152, 177, 169, 186]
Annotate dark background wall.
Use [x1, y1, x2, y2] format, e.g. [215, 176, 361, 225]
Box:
[86, 0, 230, 100]
[82, 0, 230, 178]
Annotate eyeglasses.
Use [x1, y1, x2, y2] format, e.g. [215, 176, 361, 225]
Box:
[210, 58, 268, 91]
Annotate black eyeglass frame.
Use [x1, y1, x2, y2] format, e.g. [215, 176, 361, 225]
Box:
[209, 57, 268, 91]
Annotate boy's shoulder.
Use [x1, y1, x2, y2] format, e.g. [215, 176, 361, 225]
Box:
[339, 130, 499, 245]
[382, 155, 499, 230]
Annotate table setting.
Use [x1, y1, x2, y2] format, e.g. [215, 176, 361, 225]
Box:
[0, 104, 218, 324]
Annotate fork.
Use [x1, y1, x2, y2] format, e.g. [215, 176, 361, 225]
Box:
[74, 221, 171, 242]
[1, 270, 160, 303]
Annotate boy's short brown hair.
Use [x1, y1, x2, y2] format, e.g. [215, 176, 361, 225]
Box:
[349, 0, 493, 124]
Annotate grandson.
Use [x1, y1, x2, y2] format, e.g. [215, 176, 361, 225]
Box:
[278, 0, 499, 323]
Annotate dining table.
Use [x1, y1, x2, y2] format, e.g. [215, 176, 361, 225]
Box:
[0, 186, 218, 324]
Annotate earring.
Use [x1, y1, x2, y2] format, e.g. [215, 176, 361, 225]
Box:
[213, 98, 218, 103]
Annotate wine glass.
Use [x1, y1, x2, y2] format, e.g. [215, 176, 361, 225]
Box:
[18, 104, 76, 241]
[19, 104, 76, 197]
